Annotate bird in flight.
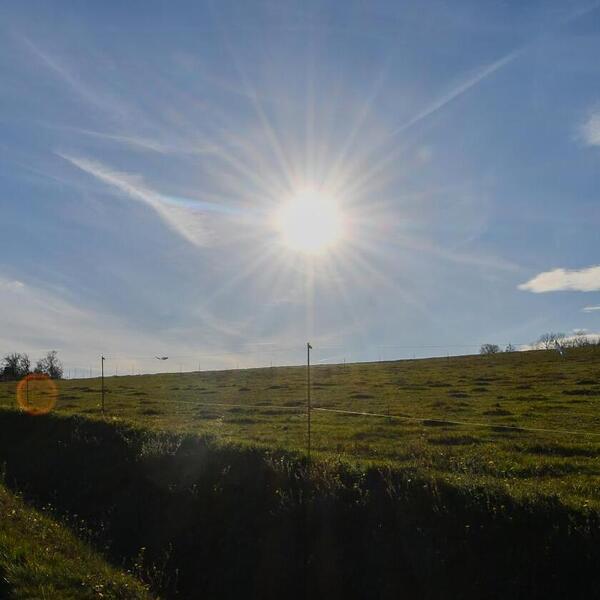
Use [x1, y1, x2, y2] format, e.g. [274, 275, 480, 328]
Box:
[155, 356, 169, 360]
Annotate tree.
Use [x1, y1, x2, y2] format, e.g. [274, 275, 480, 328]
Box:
[20, 353, 31, 375]
[480, 344, 500, 355]
[569, 330, 591, 348]
[505, 343, 516, 353]
[537, 332, 565, 350]
[35, 350, 63, 379]
[1, 353, 30, 380]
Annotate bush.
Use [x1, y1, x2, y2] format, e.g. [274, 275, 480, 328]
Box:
[479, 344, 500, 355]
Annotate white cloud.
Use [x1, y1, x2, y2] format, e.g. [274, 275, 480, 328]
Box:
[58, 153, 210, 246]
[581, 111, 600, 146]
[518, 265, 600, 293]
[0, 279, 25, 292]
[583, 306, 600, 312]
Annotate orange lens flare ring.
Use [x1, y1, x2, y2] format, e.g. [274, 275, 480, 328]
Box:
[16, 373, 58, 415]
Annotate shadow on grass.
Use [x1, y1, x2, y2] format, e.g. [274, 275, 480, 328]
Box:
[0, 566, 10, 598]
[0, 409, 598, 599]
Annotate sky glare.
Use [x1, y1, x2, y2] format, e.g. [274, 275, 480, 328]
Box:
[1, 1, 600, 374]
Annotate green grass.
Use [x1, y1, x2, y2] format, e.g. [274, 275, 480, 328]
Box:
[2, 346, 600, 509]
[0, 483, 153, 599]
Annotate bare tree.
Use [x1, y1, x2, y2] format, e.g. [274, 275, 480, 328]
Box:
[568, 330, 591, 348]
[505, 343, 516, 353]
[480, 344, 500, 355]
[536, 332, 565, 350]
[1, 353, 30, 380]
[35, 350, 63, 379]
[20, 353, 30, 375]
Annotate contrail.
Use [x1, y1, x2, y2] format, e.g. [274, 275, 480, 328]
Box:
[390, 49, 520, 137]
[388, 2, 600, 138]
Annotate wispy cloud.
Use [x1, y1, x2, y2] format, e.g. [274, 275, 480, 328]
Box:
[581, 110, 600, 146]
[65, 127, 238, 157]
[0, 274, 275, 372]
[20, 36, 130, 119]
[583, 305, 600, 312]
[73, 130, 170, 154]
[0, 283, 149, 371]
[58, 153, 211, 246]
[0, 279, 25, 291]
[519, 265, 600, 293]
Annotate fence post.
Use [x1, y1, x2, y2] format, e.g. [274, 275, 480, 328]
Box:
[307, 342, 312, 462]
[101, 355, 105, 414]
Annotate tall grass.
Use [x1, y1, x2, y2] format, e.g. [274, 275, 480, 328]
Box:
[0, 480, 153, 599]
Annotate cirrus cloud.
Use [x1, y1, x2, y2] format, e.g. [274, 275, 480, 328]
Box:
[518, 265, 600, 293]
[58, 153, 211, 247]
[581, 111, 600, 146]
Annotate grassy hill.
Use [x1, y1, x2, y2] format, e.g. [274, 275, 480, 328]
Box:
[1, 346, 599, 509]
[0, 483, 153, 599]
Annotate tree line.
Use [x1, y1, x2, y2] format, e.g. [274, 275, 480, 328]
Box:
[480, 331, 600, 355]
[1, 350, 63, 380]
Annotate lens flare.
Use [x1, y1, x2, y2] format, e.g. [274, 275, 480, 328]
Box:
[16, 373, 58, 415]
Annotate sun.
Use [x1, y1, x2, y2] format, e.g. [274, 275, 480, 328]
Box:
[275, 189, 343, 254]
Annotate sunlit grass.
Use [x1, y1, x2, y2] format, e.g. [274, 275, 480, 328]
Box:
[1, 346, 599, 509]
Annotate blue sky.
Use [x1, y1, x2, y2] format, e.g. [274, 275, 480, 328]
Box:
[1, 0, 600, 375]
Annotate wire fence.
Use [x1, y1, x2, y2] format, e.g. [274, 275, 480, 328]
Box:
[53, 340, 559, 379]
[7, 333, 600, 380]
[3, 343, 600, 446]
[313, 407, 600, 438]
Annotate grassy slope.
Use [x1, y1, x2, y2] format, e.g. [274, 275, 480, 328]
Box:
[0, 484, 153, 600]
[1, 347, 599, 509]
[1, 411, 597, 600]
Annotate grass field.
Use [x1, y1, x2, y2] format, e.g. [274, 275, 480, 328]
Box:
[1, 346, 599, 510]
[0, 483, 153, 599]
